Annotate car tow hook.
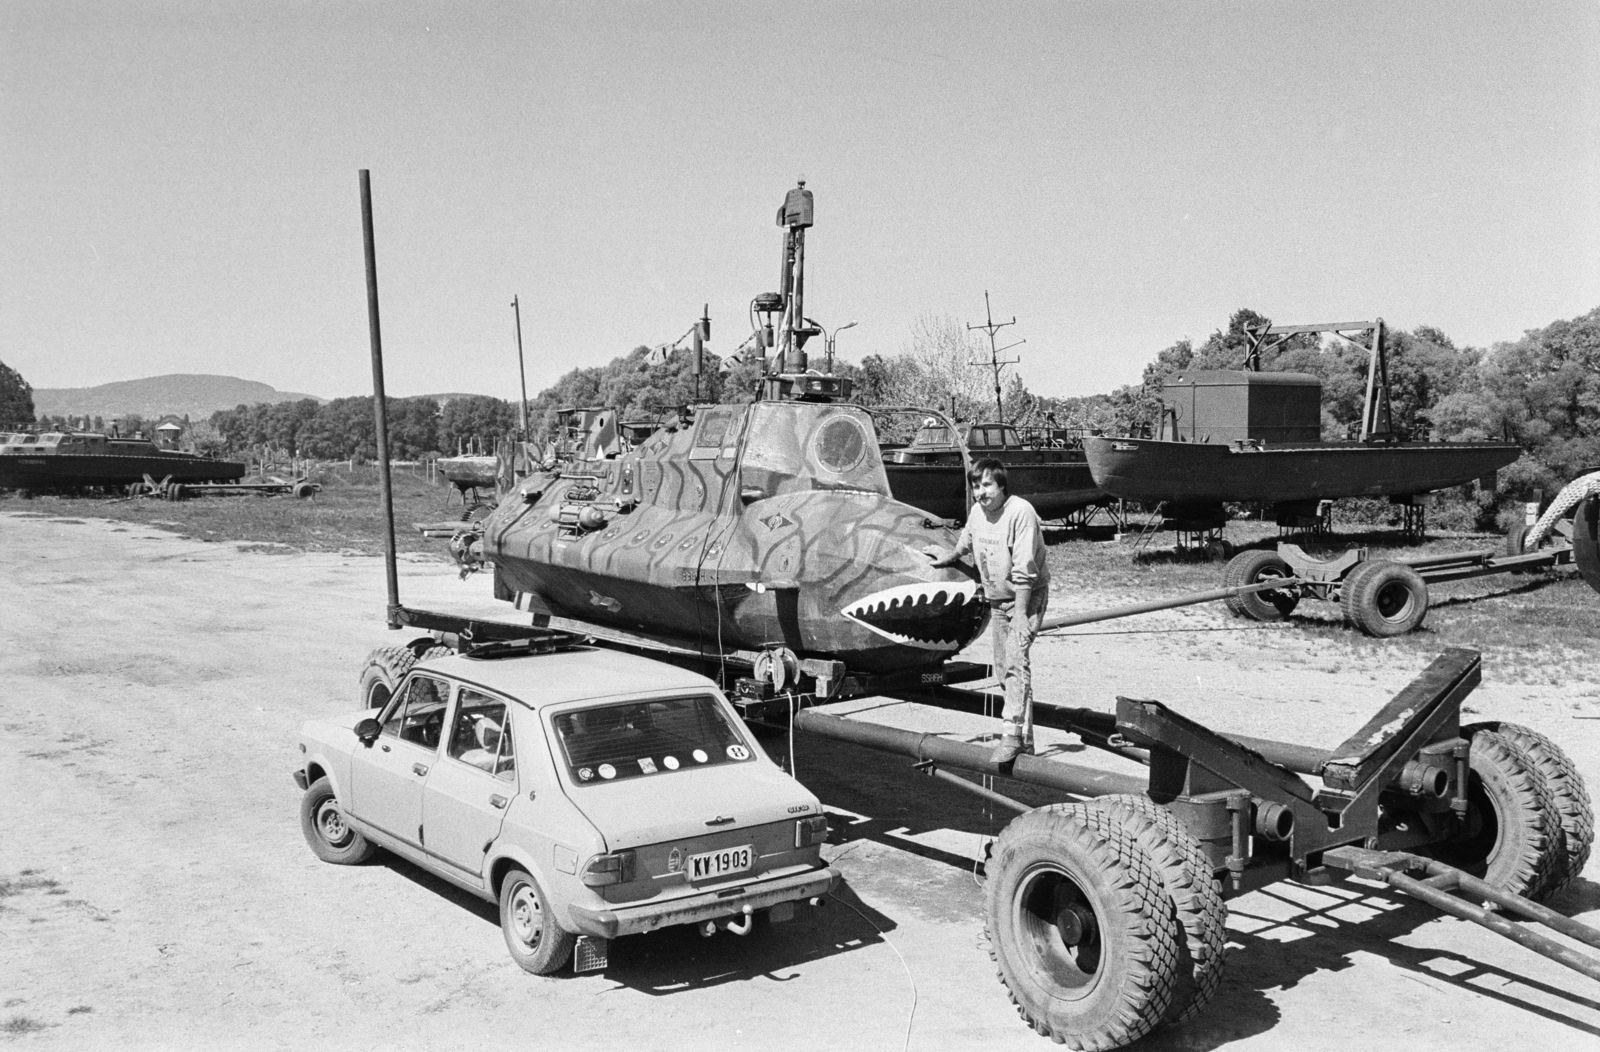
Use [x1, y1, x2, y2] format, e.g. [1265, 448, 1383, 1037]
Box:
[702, 905, 755, 938]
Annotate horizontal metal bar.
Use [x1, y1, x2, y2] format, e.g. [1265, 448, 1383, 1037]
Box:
[1263, 321, 1376, 335]
[923, 764, 1031, 812]
[793, 710, 1148, 799]
[1396, 549, 1497, 569]
[1382, 869, 1600, 982]
[1040, 577, 1301, 634]
[1422, 859, 1600, 952]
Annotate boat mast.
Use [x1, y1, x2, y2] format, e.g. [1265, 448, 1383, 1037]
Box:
[967, 291, 1023, 424]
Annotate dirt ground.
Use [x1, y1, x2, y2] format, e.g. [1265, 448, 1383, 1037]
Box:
[3, 510, 1598, 1051]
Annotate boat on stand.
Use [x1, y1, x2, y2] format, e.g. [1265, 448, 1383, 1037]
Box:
[1083, 319, 1522, 539]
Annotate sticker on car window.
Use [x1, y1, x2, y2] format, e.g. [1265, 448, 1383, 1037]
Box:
[663, 755, 680, 770]
[638, 757, 657, 774]
[726, 744, 750, 761]
[598, 764, 617, 780]
[693, 749, 708, 763]
[578, 767, 593, 781]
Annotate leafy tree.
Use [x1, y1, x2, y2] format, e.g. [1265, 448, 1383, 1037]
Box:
[0, 361, 37, 427]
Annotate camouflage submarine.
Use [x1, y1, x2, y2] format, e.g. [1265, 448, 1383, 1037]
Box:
[475, 182, 990, 690]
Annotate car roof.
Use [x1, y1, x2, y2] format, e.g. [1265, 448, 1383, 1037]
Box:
[413, 646, 718, 711]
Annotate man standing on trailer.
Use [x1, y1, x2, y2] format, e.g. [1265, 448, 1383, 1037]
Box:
[926, 457, 1050, 764]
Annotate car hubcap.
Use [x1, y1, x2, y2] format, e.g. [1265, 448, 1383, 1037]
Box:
[316, 800, 351, 846]
[511, 885, 542, 949]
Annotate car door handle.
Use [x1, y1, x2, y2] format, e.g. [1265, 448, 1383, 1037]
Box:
[490, 794, 508, 809]
[412, 763, 429, 777]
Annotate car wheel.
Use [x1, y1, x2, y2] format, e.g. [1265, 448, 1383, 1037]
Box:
[299, 776, 378, 865]
[500, 869, 576, 975]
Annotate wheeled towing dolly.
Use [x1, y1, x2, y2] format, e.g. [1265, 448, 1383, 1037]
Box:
[792, 647, 1598, 1048]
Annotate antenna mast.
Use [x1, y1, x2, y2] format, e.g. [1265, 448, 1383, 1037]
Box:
[967, 291, 1024, 424]
[511, 295, 529, 441]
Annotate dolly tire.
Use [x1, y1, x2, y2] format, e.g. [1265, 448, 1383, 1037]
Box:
[1429, 729, 1563, 901]
[500, 869, 575, 975]
[358, 643, 451, 709]
[300, 776, 377, 865]
[1088, 795, 1227, 1028]
[1464, 722, 1593, 894]
[986, 804, 1181, 1049]
[1342, 560, 1428, 637]
[1223, 550, 1298, 621]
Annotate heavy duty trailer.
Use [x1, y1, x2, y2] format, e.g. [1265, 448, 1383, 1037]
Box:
[1221, 514, 1583, 636]
[353, 173, 1598, 1048]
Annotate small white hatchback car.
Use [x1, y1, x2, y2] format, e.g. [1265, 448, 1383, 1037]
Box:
[295, 645, 837, 974]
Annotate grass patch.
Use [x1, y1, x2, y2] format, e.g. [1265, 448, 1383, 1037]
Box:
[0, 465, 464, 558]
[1, 1017, 48, 1035]
[0, 874, 62, 898]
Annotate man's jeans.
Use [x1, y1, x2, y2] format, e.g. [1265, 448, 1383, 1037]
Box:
[992, 585, 1049, 743]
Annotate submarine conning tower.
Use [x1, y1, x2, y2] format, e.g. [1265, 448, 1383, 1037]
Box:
[752, 180, 854, 405]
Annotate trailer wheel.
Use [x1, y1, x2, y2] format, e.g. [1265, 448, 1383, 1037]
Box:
[986, 805, 1181, 1048]
[1342, 560, 1428, 636]
[1464, 722, 1593, 895]
[1087, 795, 1227, 1028]
[1223, 550, 1299, 621]
[1427, 729, 1563, 901]
[359, 643, 453, 709]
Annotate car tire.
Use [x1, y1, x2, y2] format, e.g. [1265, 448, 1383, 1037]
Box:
[300, 776, 378, 865]
[500, 869, 576, 975]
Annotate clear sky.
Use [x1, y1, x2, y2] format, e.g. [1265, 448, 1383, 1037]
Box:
[3, 1, 1596, 401]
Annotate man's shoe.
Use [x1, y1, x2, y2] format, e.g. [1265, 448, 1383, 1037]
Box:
[990, 736, 1023, 765]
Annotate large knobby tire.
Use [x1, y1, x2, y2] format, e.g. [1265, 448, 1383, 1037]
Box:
[1342, 560, 1429, 637]
[358, 642, 452, 709]
[1222, 550, 1299, 622]
[499, 869, 576, 975]
[1465, 721, 1593, 893]
[1088, 795, 1227, 1028]
[986, 805, 1182, 1049]
[299, 776, 378, 865]
[1426, 729, 1563, 901]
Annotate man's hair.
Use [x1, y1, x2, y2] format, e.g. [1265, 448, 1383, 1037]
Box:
[969, 457, 1008, 493]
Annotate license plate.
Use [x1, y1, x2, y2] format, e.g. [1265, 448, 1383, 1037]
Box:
[689, 844, 752, 881]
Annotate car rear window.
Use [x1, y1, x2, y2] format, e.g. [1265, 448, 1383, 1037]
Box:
[551, 695, 754, 785]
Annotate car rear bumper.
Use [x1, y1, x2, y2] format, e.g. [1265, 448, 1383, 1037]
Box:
[566, 865, 838, 939]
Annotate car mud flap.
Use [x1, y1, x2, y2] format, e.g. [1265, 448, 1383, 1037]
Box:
[573, 936, 609, 973]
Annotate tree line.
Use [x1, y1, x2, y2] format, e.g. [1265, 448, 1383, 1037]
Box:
[7, 303, 1595, 505]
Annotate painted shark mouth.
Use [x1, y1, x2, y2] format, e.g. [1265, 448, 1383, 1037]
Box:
[841, 581, 989, 651]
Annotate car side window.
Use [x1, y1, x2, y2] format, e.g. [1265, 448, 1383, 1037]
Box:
[447, 688, 515, 781]
[382, 674, 450, 750]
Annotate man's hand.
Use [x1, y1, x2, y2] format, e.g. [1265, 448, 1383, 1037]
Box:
[923, 544, 954, 568]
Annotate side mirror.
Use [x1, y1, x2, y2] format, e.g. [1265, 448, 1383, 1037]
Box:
[355, 718, 382, 747]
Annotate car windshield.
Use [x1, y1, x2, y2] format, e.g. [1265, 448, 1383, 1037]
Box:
[550, 695, 754, 786]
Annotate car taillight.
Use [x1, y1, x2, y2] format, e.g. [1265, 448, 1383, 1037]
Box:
[580, 850, 637, 887]
[795, 815, 829, 848]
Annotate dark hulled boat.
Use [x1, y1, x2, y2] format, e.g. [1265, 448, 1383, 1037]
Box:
[882, 416, 1107, 521]
[1083, 320, 1522, 518]
[0, 431, 246, 490]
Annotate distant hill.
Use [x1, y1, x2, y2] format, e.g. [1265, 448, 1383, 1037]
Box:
[32, 374, 324, 420]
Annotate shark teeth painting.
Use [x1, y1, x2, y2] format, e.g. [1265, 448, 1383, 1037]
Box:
[841, 581, 990, 651]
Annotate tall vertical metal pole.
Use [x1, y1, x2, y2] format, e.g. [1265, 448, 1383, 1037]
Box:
[511, 295, 529, 440]
[360, 170, 402, 629]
